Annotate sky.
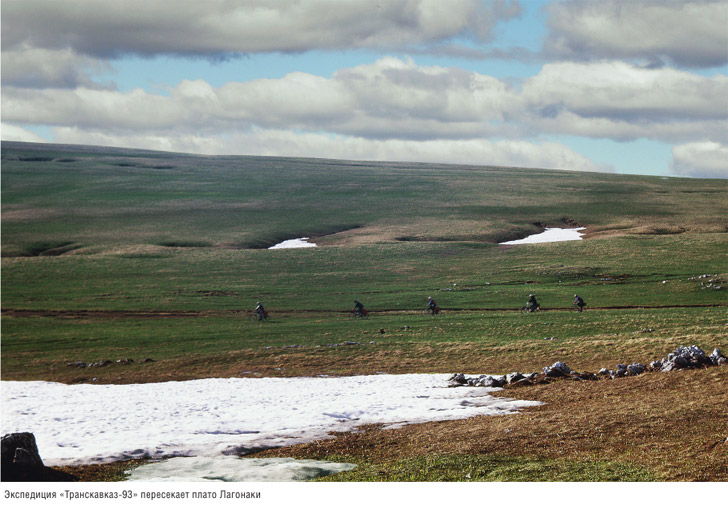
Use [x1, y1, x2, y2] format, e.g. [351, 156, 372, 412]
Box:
[1, 0, 727, 178]
[1, 374, 541, 474]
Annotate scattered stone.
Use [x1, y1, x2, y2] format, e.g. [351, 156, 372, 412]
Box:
[143, 358, 155, 363]
[484, 375, 507, 388]
[451, 344, 724, 389]
[505, 372, 525, 384]
[88, 360, 113, 368]
[116, 358, 134, 364]
[510, 377, 534, 387]
[543, 361, 571, 377]
[448, 373, 466, 385]
[710, 349, 726, 365]
[67, 361, 86, 368]
[660, 345, 713, 372]
[627, 363, 647, 376]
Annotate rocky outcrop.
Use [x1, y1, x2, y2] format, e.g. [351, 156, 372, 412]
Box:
[450, 345, 725, 389]
[1, 433, 76, 482]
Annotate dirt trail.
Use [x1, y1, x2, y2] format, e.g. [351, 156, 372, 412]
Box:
[2, 304, 725, 319]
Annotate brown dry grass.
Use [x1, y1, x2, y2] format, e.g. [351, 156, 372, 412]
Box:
[37, 340, 728, 481]
[260, 366, 728, 481]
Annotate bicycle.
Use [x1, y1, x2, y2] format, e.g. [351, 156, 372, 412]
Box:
[249, 310, 269, 322]
[521, 304, 541, 313]
[349, 309, 369, 319]
[422, 306, 441, 315]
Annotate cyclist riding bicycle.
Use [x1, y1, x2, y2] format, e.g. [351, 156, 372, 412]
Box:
[254, 301, 266, 321]
[526, 294, 540, 312]
[352, 300, 365, 317]
[425, 297, 438, 314]
[573, 294, 586, 312]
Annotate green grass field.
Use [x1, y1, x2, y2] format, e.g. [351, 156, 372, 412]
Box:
[2, 140, 727, 481]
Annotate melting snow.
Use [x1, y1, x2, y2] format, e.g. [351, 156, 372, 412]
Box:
[125, 456, 357, 482]
[500, 227, 585, 245]
[2, 375, 541, 470]
[268, 237, 317, 249]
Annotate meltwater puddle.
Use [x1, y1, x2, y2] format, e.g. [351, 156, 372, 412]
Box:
[500, 227, 586, 245]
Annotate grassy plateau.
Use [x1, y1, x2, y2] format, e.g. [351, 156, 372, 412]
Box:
[1, 140, 727, 481]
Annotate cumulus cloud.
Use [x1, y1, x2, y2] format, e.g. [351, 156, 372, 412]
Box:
[1, 46, 113, 89]
[521, 61, 728, 142]
[544, 0, 728, 68]
[1, 58, 520, 140]
[671, 141, 728, 178]
[2, 0, 520, 58]
[5, 58, 723, 145]
[0, 123, 47, 143]
[48, 126, 606, 172]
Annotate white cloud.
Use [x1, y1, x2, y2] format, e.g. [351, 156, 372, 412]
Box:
[50, 126, 608, 173]
[0, 123, 47, 143]
[6, 58, 723, 145]
[671, 141, 728, 178]
[521, 61, 728, 142]
[544, 0, 728, 68]
[1, 45, 112, 89]
[1, 58, 519, 140]
[2, 0, 520, 57]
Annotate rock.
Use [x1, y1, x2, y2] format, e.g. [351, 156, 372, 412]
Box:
[510, 377, 533, 387]
[661, 361, 678, 372]
[492, 375, 507, 387]
[13, 447, 44, 467]
[710, 348, 726, 365]
[2, 433, 43, 469]
[1, 433, 76, 482]
[649, 360, 662, 370]
[448, 373, 466, 385]
[597, 368, 610, 376]
[477, 375, 506, 387]
[505, 372, 525, 384]
[660, 345, 715, 370]
[543, 361, 571, 377]
[627, 363, 646, 376]
[89, 360, 112, 368]
[66, 361, 86, 368]
[672, 355, 690, 368]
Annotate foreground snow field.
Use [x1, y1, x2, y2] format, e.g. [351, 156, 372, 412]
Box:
[2, 374, 542, 467]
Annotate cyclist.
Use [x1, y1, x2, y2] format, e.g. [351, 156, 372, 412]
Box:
[425, 296, 438, 315]
[526, 294, 540, 312]
[254, 301, 266, 321]
[573, 294, 586, 312]
[352, 300, 365, 317]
